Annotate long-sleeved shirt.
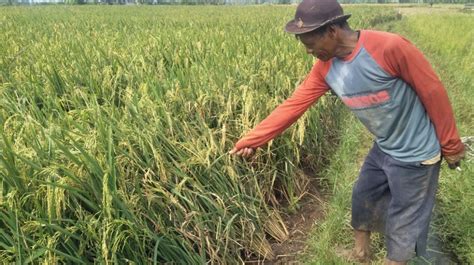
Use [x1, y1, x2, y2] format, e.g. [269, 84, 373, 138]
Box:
[234, 30, 463, 162]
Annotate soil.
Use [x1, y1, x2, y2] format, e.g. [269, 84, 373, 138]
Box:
[245, 177, 328, 265]
[269, 182, 326, 264]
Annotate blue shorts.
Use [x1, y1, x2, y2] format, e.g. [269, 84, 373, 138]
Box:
[351, 143, 441, 262]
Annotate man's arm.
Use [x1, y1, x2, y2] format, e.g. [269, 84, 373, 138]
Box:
[383, 35, 465, 160]
[233, 61, 330, 151]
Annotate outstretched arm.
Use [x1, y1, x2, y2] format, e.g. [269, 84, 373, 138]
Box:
[231, 61, 330, 155]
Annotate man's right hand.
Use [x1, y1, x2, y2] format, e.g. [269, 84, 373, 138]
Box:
[229, 147, 255, 158]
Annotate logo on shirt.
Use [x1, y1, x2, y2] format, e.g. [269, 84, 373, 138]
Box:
[341, 90, 390, 109]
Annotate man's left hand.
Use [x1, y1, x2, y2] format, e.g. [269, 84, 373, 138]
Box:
[444, 147, 466, 170]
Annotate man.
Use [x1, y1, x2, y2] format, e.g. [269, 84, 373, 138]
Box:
[229, 0, 466, 264]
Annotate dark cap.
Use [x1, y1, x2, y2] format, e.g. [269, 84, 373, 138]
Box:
[285, 0, 351, 35]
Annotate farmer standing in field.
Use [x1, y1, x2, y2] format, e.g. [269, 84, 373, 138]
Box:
[229, 0, 465, 264]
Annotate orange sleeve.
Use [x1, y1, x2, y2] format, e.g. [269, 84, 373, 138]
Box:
[377, 34, 463, 156]
[234, 61, 330, 150]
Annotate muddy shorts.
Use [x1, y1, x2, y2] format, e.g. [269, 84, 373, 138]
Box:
[351, 143, 441, 262]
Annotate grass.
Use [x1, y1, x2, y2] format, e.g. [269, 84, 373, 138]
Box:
[302, 115, 377, 264]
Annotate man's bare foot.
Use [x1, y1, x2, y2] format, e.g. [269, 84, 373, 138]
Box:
[335, 230, 372, 264]
[354, 230, 371, 261]
[336, 246, 371, 264]
[384, 258, 407, 265]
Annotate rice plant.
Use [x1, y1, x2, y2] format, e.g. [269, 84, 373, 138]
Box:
[0, 5, 399, 263]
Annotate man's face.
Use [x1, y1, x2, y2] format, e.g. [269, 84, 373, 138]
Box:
[297, 28, 336, 61]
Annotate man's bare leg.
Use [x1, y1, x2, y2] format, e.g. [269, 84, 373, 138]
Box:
[384, 258, 407, 265]
[353, 229, 371, 261]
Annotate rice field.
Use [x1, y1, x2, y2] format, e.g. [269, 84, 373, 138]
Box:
[0, 5, 414, 264]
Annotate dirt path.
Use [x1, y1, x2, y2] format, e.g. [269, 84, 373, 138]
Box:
[395, 4, 466, 16]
